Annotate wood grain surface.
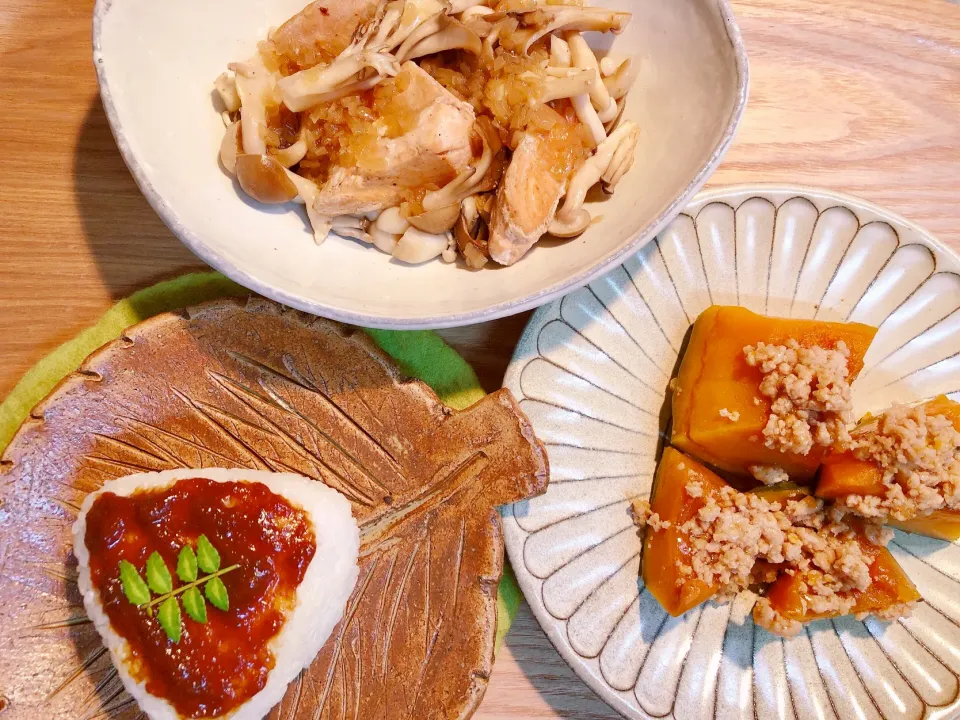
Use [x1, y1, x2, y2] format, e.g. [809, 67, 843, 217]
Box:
[0, 0, 958, 716]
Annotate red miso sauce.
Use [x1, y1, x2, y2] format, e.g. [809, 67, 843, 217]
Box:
[83, 478, 316, 718]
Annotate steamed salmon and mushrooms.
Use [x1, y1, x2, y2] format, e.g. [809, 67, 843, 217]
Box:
[214, 0, 640, 267]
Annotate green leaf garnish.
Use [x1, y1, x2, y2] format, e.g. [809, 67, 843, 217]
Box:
[118, 537, 236, 641]
[119, 560, 151, 606]
[177, 546, 198, 583]
[196, 535, 221, 574]
[146, 551, 173, 595]
[158, 596, 182, 643]
[205, 576, 229, 612]
[182, 586, 207, 624]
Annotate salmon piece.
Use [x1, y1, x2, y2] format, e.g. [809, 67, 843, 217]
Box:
[313, 62, 476, 216]
[488, 132, 565, 266]
[271, 0, 379, 70]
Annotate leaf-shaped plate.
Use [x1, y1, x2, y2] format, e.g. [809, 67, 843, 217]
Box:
[503, 185, 960, 720]
[0, 297, 548, 720]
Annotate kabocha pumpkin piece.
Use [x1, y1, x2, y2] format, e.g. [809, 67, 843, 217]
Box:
[817, 395, 960, 540]
[754, 525, 920, 635]
[671, 305, 877, 481]
[0, 297, 549, 720]
[642, 447, 729, 616]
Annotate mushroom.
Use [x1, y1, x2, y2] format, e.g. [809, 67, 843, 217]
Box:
[404, 17, 483, 60]
[371, 1, 405, 48]
[603, 56, 639, 100]
[331, 215, 373, 243]
[278, 51, 399, 112]
[450, 0, 491, 13]
[517, 6, 631, 54]
[455, 196, 490, 269]
[369, 206, 411, 254]
[214, 72, 241, 113]
[407, 203, 462, 233]
[599, 55, 618, 77]
[603, 97, 626, 134]
[395, 11, 446, 61]
[460, 4, 494, 23]
[540, 69, 606, 145]
[548, 208, 592, 238]
[549, 34, 571, 67]
[421, 119, 501, 212]
[219, 121, 243, 174]
[392, 227, 450, 264]
[284, 171, 334, 245]
[567, 33, 618, 122]
[384, 0, 449, 52]
[236, 154, 300, 203]
[273, 138, 308, 168]
[230, 56, 275, 155]
[548, 120, 640, 236]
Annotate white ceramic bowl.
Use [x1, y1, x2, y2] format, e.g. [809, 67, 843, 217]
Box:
[93, 0, 748, 328]
[503, 185, 960, 720]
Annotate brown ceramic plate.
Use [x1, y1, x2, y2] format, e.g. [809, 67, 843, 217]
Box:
[0, 297, 548, 719]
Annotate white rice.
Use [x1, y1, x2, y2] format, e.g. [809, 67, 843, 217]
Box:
[73, 468, 360, 720]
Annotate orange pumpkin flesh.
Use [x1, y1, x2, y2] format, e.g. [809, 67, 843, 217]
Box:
[671, 306, 877, 480]
[643, 447, 729, 616]
[756, 527, 920, 624]
[816, 395, 960, 541]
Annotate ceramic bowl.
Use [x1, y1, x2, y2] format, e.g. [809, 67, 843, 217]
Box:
[503, 185, 960, 720]
[93, 0, 748, 329]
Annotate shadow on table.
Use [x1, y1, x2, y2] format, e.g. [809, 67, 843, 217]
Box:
[73, 97, 207, 300]
[499, 606, 621, 719]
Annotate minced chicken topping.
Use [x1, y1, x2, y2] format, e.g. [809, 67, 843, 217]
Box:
[841, 403, 960, 521]
[744, 339, 855, 456]
[632, 476, 912, 637]
[748, 465, 790, 486]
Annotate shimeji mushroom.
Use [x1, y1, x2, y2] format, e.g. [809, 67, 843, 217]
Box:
[567, 33, 618, 123]
[411, 119, 503, 232]
[279, 51, 400, 112]
[235, 154, 300, 204]
[540, 69, 606, 145]
[455, 195, 491, 269]
[370, 206, 410, 253]
[274, 138, 308, 168]
[402, 17, 483, 61]
[330, 216, 373, 243]
[214, 72, 241, 113]
[392, 227, 450, 264]
[229, 57, 276, 156]
[549, 34, 571, 68]
[518, 6, 631, 54]
[382, 0, 450, 52]
[603, 56, 639, 101]
[219, 121, 243, 174]
[548, 120, 640, 237]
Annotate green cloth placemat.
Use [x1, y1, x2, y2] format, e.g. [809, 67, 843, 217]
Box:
[0, 271, 521, 652]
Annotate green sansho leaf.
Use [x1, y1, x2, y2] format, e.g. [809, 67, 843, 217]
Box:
[177, 545, 198, 583]
[182, 586, 207, 624]
[205, 576, 229, 612]
[158, 597, 182, 643]
[146, 552, 173, 595]
[196, 535, 221, 574]
[119, 560, 151, 606]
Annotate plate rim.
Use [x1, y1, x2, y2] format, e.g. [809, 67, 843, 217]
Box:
[91, 0, 749, 330]
[501, 182, 960, 720]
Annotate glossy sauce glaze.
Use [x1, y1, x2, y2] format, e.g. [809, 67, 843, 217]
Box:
[84, 478, 316, 718]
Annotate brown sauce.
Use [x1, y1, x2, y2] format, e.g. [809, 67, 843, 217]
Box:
[84, 478, 316, 718]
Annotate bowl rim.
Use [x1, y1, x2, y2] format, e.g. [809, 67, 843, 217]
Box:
[92, 0, 750, 330]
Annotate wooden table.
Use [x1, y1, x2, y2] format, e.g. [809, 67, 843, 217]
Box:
[1, 0, 958, 716]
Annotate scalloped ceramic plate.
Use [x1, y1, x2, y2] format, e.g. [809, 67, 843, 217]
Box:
[502, 185, 960, 720]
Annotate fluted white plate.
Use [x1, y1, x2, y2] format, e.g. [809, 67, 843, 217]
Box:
[502, 185, 960, 720]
